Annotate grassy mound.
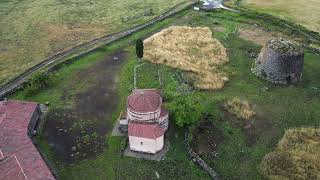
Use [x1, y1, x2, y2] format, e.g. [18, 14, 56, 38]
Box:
[143, 26, 229, 90]
[260, 128, 320, 180]
[224, 98, 256, 120]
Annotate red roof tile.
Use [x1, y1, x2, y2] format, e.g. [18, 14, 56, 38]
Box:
[0, 156, 27, 180]
[128, 121, 165, 139]
[0, 100, 55, 180]
[127, 89, 161, 113]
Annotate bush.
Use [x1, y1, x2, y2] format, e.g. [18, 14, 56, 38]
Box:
[25, 72, 54, 95]
[169, 95, 205, 127]
[224, 97, 256, 120]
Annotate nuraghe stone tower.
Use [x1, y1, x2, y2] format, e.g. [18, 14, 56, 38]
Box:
[252, 38, 304, 84]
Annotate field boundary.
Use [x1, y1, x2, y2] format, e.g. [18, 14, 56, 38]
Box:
[0, 0, 199, 100]
[226, 4, 320, 43]
[185, 129, 220, 180]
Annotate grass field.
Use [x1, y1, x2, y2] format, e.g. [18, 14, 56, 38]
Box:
[0, 0, 186, 86]
[143, 26, 228, 90]
[10, 7, 320, 180]
[260, 127, 320, 179]
[240, 0, 320, 33]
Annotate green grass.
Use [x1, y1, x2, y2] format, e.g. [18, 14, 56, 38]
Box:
[0, 0, 187, 85]
[10, 8, 320, 180]
[11, 9, 210, 180]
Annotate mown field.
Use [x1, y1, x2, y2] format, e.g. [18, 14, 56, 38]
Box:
[237, 0, 320, 33]
[11, 5, 320, 180]
[0, 0, 186, 86]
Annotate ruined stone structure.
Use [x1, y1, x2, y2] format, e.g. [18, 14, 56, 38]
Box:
[252, 38, 304, 84]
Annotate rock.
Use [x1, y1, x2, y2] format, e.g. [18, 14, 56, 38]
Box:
[72, 146, 77, 151]
[155, 171, 160, 179]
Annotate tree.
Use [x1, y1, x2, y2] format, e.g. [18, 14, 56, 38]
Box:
[170, 95, 204, 127]
[136, 39, 144, 60]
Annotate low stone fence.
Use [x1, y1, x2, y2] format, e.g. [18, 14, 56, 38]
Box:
[0, 0, 199, 100]
[184, 129, 220, 180]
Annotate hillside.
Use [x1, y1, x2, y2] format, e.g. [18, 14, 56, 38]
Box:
[0, 0, 185, 85]
[241, 0, 320, 33]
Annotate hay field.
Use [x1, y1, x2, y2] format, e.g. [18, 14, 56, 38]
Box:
[143, 26, 229, 90]
[242, 0, 320, 33]
[260, 128, 320, 180]
[0, 0, 185, 85]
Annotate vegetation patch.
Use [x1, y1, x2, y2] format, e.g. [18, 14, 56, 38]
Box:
[260, 127, 320, 180]
[240, 0, 320, 33]
[143, 26, 229, 90]
[191, 115, 225, 158]
[0, 0, 186, 85]
[238, 27, 281, 46]
[224, 98, 256, 120]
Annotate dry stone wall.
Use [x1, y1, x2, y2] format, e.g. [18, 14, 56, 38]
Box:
[252, 38, 304, 84]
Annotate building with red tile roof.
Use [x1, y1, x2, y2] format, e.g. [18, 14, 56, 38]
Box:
[0, 100, 55, 180]
[124, 89, 169, 154]
[128, 121, 165, 139]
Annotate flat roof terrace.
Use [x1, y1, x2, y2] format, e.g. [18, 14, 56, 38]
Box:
[0, 100, 55, 180]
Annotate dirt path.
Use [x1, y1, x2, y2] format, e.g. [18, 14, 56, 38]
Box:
[43, 50, 127, 163]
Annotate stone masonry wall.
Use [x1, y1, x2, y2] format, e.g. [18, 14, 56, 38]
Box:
[252, 38, 304, 84]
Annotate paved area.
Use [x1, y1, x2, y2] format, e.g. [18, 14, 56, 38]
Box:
[111, 118, 126, 137]
[124, 139, 170, 161]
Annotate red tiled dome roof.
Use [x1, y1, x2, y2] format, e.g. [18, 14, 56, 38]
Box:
[127, 89, 162, 113]
[128, 121, 165, 139]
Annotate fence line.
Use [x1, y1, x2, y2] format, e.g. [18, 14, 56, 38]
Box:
[185, 129, 220, 180]
[0, 0, 199, 99]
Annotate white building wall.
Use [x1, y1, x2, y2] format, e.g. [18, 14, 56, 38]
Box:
[120, 119, 128, 125]
[129, 135, 164, 154]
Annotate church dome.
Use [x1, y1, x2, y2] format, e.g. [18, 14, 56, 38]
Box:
[127, 89, 162, 113]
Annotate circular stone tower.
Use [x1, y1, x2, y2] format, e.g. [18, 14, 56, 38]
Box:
[251, 38, 304, 84]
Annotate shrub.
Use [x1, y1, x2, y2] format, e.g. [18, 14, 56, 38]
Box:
[224, 98, 256, 120]
[25, 72, 54, 95]
[170, 95, 204, 127]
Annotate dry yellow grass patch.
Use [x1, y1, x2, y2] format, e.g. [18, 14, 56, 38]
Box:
[260, 128, 320, 180]
[238, 27, 280, 46]
[143, 26, 229, 90]
[224, 98, 256, 120]
[243, 0, 320, 32]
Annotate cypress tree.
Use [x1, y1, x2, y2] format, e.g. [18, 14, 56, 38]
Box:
[136, 39, 144, 60]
